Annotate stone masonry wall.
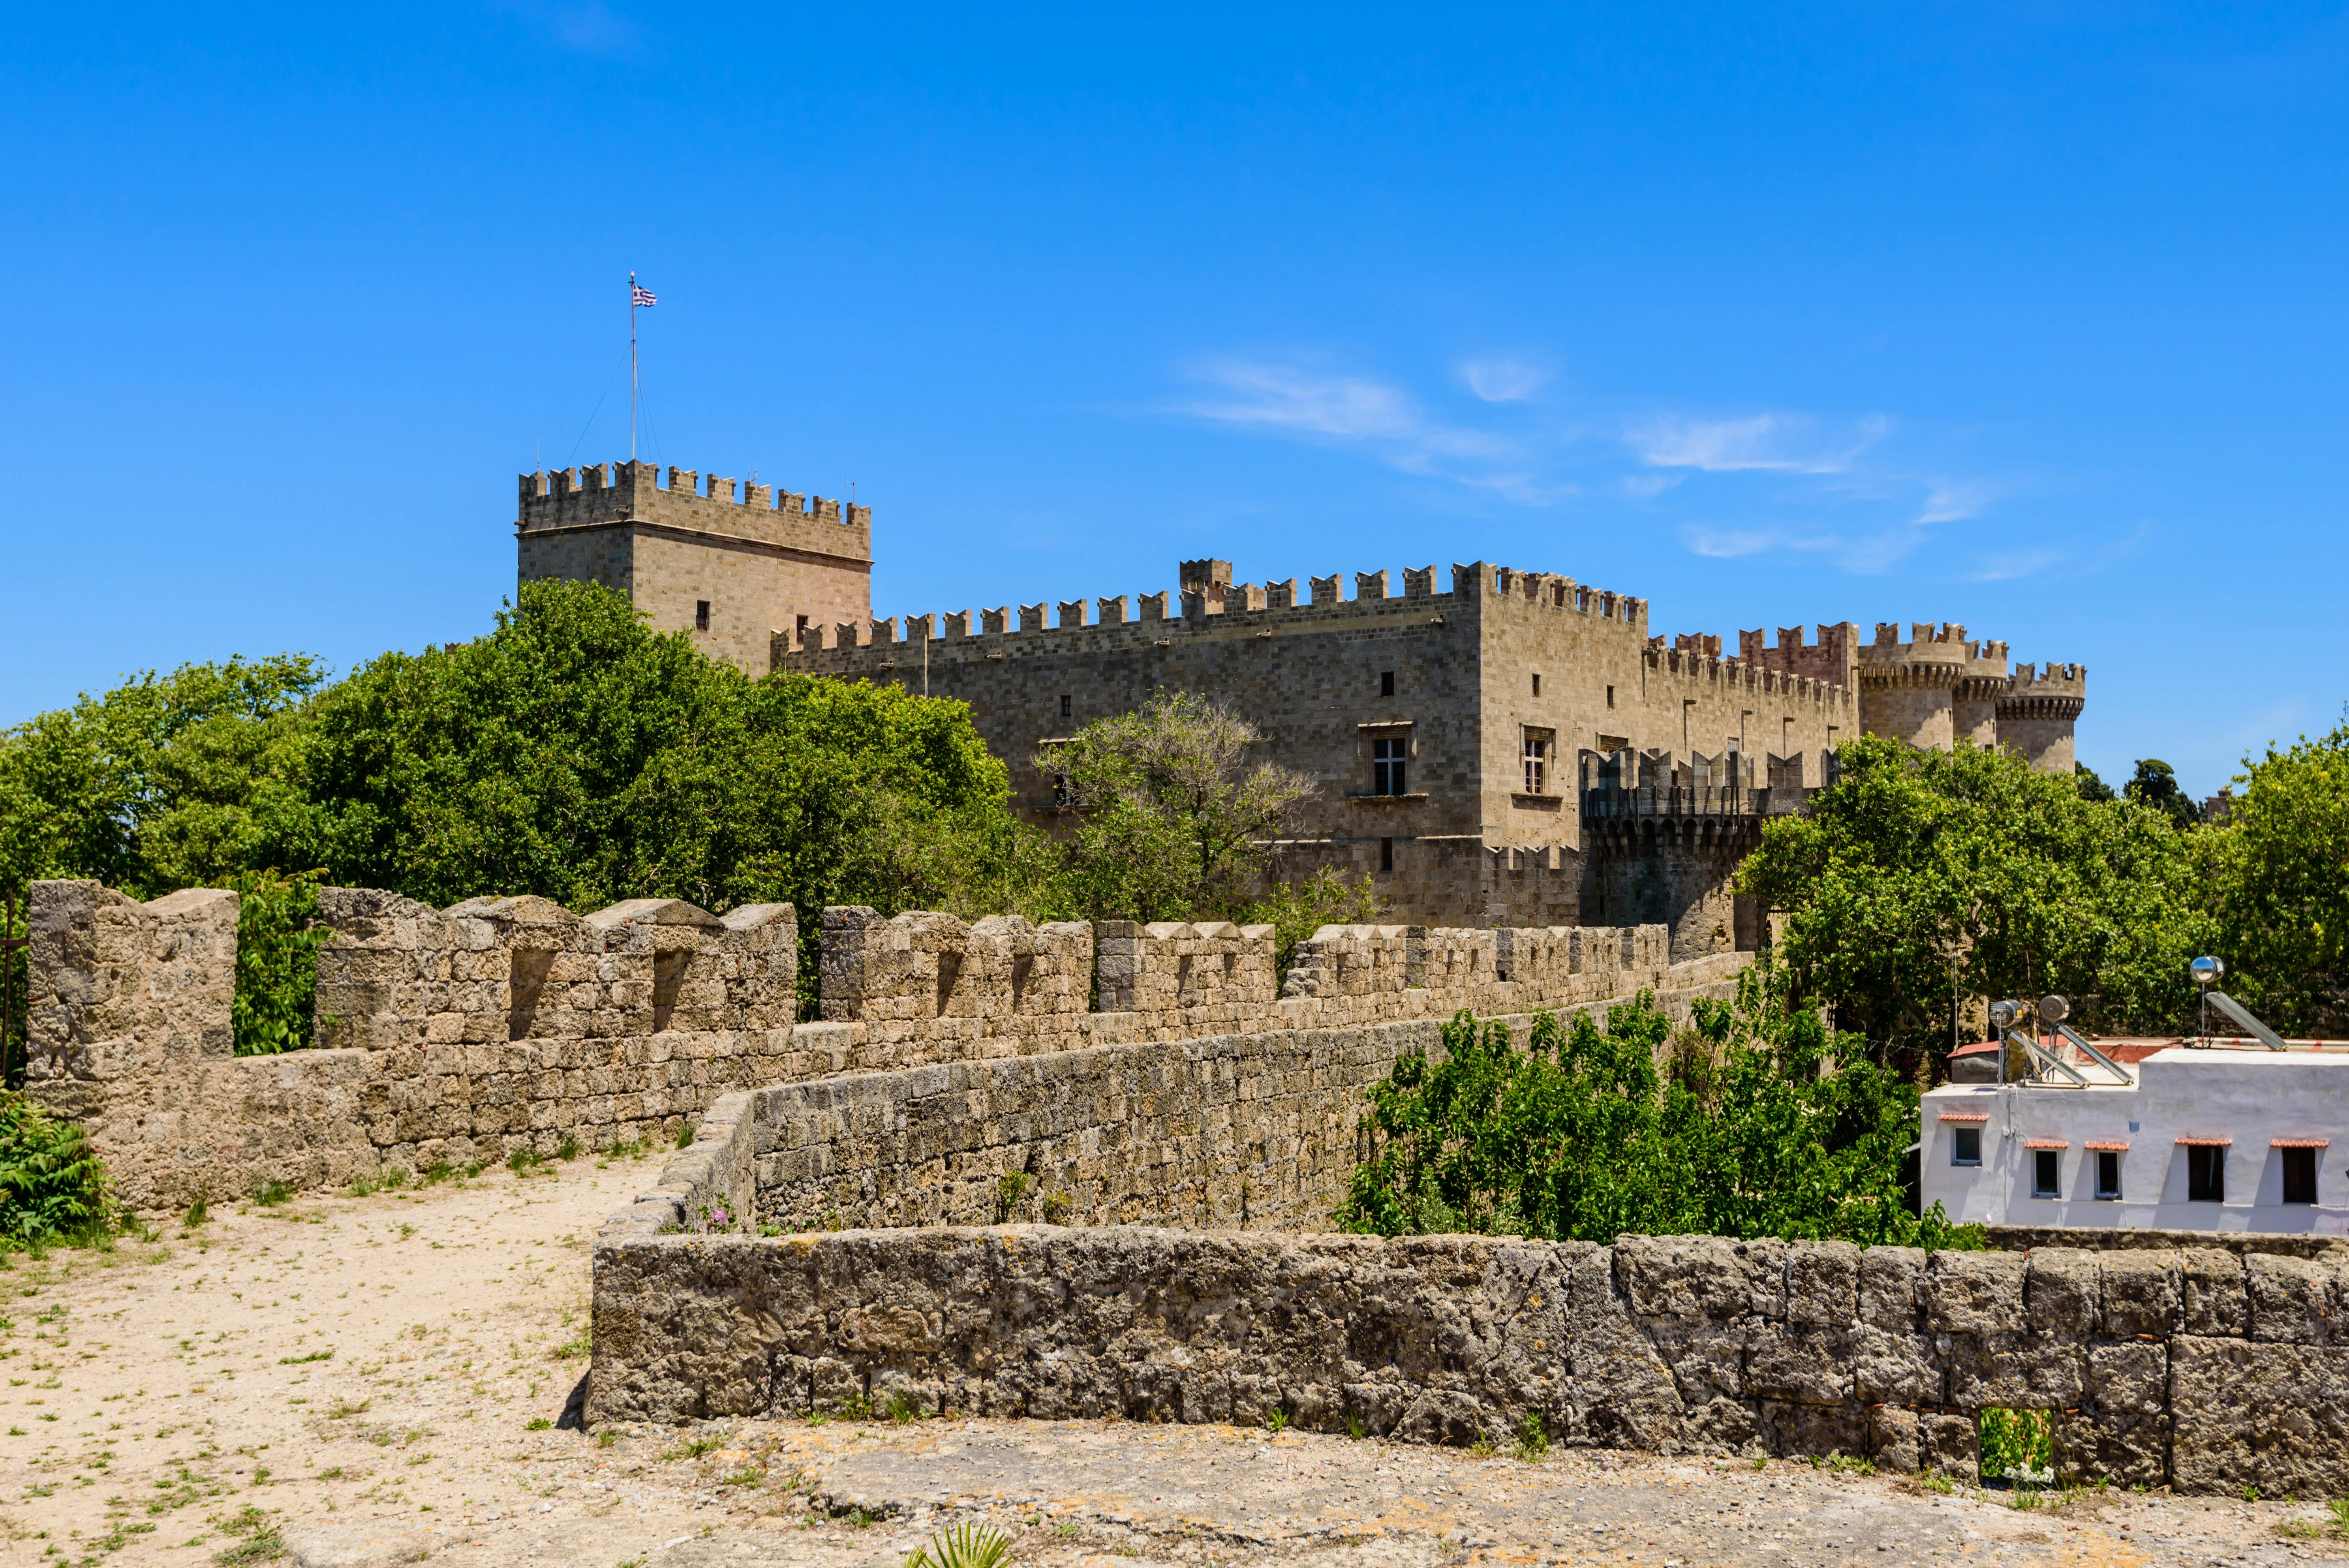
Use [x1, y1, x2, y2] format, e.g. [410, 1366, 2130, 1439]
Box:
[25, 876, 1736, 1211]
[586, 1226, 2349, 1496]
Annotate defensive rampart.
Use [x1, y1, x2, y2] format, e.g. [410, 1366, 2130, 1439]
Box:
[21, 877, 1731, 1211]
[587, 1226, 2349, 1496]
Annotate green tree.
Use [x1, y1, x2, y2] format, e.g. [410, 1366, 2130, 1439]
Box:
[2073, 762, 2117, 804]
[1735, 736, 2214, 1070]
[1338, 957, 1978, 1248]
[2125, 759, 2202, 828]
[1043, 692, 1316, 924]
[2212, 715, 2349, 1033]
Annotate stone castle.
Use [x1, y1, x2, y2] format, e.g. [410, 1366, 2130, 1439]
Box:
[516, 460, 2086, 945]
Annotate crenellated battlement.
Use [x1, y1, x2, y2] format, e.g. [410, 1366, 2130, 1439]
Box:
[1639, 639, 1856, 708]
[772, 557, 1647, 659]
[2000, 660, 2088, 719]
[516, 458, 873, 561]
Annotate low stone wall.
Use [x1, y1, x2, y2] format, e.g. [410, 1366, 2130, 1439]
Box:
[23, 877, 1746, 1211]
[586, 1227, 2349, 1495]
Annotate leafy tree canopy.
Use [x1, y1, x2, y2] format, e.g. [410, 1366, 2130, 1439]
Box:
[2125, 759, 2202, 829]
[2214, 715, 2349, 1033]
[1735, 735, 2214, 1066]
[1339, 959, 1979, 1249]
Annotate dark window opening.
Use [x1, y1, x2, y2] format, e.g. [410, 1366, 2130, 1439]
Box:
[695, 600, 711, 632]
[1060, 694, 1072, 719]
[1379, 836, 1393, 873]
[1532, 672, 1542, 697]
[2096, 1151, 2122, 1200]
[1373, 738, 1407, 796]
[2283, 1146, 2319, 1205]
[1606, 684, 1616, 708]
[2188, 1145, 2226, 1202]
[1380, 669, 1395, 697]
[651, 949, 688, 1032]
[1951, 1127, 1982, 1166]
[507, 949, 555, 1042]
[2032, 1149, 2060, 1199]
[795, 614, 809, 644]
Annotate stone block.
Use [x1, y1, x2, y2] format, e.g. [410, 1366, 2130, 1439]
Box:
[1869, 1405, 1920, 1473]
[1784, 1239, 1859, 1326]
[2180, 1247, 2247, 1337]
[1857, 1246, 1925, 1331]
[2170, 1336, 2349, 1497]
[1920, 1412, 1979, 1478]
[2024, 1247, 2099, 1332]
[1758, 1399, 1867, 1459]
[2086, 1339, 2167, 1420]
[2098, 1250, 2180, 1338]
[1617, 1234, 1784, 1319]
[1744, 1324, 1855, 1405]
[1921, 1250, 2027, 1335]
[1941, 1331, 2086, 1412]
[1850, 1326, 1940, 1405]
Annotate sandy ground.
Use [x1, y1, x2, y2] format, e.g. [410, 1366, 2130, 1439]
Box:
[2, 1155, 2346, 1568]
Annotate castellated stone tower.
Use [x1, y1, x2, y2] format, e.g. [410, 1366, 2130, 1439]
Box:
[516, 460, 872, 676]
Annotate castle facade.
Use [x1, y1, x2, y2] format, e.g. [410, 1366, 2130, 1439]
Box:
[513, 461, 2086, 945]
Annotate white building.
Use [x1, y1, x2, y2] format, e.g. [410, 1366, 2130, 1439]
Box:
[1921, 1043, 2349, 1232]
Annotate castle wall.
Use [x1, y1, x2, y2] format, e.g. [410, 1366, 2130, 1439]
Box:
[24, 877, 1729, 1211]
[517, 460, 871, 677]
[775, 561, 1850, 929]
[590, 1203, 2346, 1496]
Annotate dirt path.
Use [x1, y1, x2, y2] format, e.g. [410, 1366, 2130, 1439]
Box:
[2, 1157, 2344, 1568]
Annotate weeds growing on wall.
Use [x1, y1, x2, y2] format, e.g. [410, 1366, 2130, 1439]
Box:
[0, 1091, 115, 1246]
[1338, 955, 1983, 1248]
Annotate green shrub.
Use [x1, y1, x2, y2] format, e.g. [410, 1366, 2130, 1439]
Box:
[0, 1091, 114, 1245]
[228, 868, 329, 1055]
[1978, 1408, 2053, 1485]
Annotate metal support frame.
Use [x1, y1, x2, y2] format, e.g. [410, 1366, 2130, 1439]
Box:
[2005, 1027, 2091, 1087]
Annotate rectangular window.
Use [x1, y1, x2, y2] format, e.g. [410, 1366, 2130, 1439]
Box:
[2032, 1149, 2060, 1199]
[1379, 836, 1393, 873]
[1380, 669, 1395, 697]
[1605, 684, 1615, 708]
[2096, 1151, 2122, 1200]
[1522, 730, 1552, 794]
[1532, 672, 1542, 697]
[1373, 737, 1407, 796]
[796, 614, 809, 644]
[2283, 1147, 2318, 1205]
[1951, 1127, 1982, 1166]
[695, 600, 711, 632]
[1060, 694, 1072, 719]
[2188, 1145, 2226, 1202]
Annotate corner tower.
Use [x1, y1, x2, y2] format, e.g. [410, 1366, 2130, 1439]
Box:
[516, 460, 872, 676]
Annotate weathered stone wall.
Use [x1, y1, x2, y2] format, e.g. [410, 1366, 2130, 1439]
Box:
[25, 876, 1742, 1211]
[586, 1226, 2349, 1495]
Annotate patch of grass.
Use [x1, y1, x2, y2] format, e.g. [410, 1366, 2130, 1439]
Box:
[276, 1349, 332, 1365]
[718, 1463, 764, 1487]
[525, 1418, 551, 1431]
[251, 1180, 294, 1207]
[507, 1147, 545, 1176]
[1919, 1472, 1955, 1495]
[1816, 1453, 1874, 1476]
[183, 1191, 213, 1228]
[345, 1174, 379, 1198]
[556, 1134, 580, 1161]
[324, 1399, 370, 1420]
[884, 1389, 923, 1425]
[1264, 1406, 1289, 1435]
[1345, 1414, 1367, 1440]
[2278, 1517, 2323, 1540]
[1514, 1412, 1548, 1461]
[1468, 1431, 1495, 1457]
[834, 1392, 873, 1421]
[380, 1168, 408, 1190]
[418, 1161, 453, 1185]
[596, 1429, 618, 1448]
[658, 1433, 725, 1461]
[1052, 1521, 1081, 1540]
[2242, 1484, 2263, 1502]
[674, 1123, 695, 1151]
[1040, 1189, 1072, 1224]
[2331, 1498, 2349, 1536]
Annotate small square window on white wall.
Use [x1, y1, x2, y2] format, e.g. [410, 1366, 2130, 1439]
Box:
[1951, 1126, 1982, 1166]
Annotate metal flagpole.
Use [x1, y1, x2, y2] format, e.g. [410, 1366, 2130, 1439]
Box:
[629, 272, 638, 462]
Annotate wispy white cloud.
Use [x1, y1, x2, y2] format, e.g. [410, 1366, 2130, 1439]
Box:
[1629, 413, 1887, 475]
[1916, 479, 1999, 526]
[1458, 356, 1552, 403]
[1170, 359, 1570, 502]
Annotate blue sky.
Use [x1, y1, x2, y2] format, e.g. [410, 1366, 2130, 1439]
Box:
[7, 4, 2347, 796]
